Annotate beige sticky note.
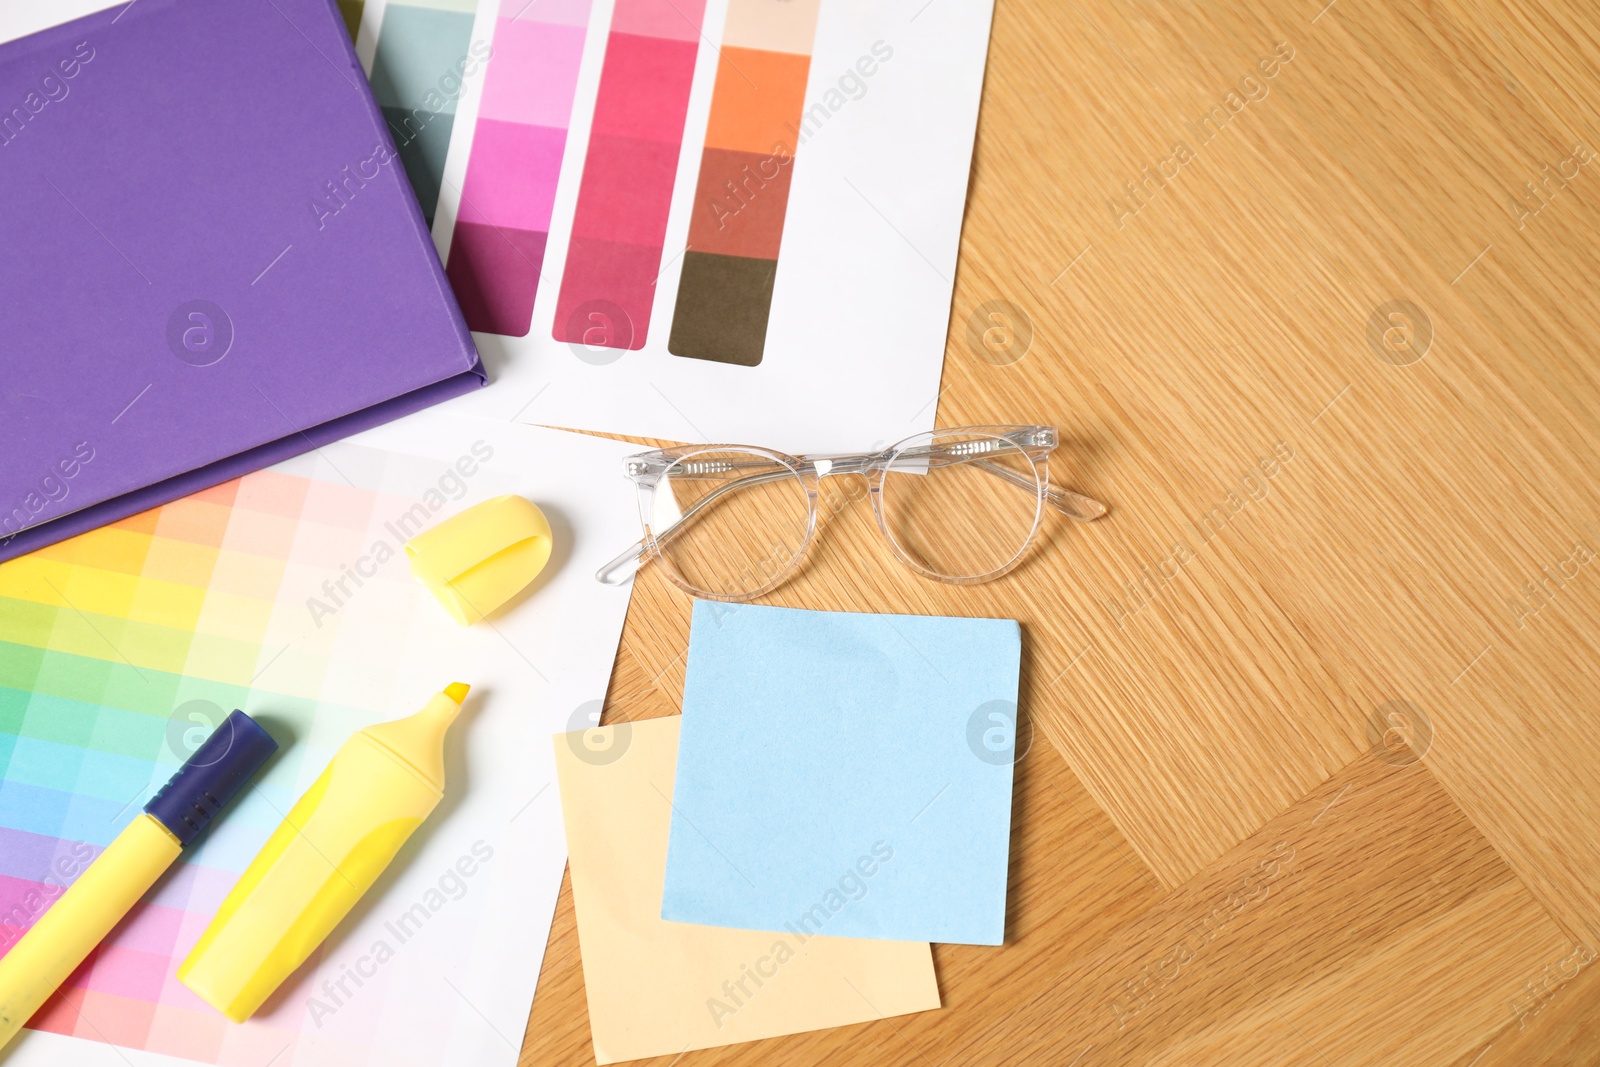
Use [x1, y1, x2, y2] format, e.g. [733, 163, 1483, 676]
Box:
[553, 716, 940, 1064]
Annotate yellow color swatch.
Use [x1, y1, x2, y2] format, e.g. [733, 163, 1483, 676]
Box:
[553, 716, 940, 1065]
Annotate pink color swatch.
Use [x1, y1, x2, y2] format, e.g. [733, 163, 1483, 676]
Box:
[446, 5, 594, 337]
[551, 0, 707, 350]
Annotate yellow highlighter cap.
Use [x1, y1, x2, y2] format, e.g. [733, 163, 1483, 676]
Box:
[406, 495, 552, 625]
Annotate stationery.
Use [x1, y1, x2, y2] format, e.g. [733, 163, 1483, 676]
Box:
[661, 602, 1022, 946]
[0, 412, 640, 1066]
[180, 685, 470, 1023]
[554, 716, 940, 1064]
[0, 711, 276, 1052]
[405, 495, 553, 624]
[0, 0, 484, 564]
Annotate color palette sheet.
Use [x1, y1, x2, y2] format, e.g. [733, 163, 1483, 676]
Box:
[551, 0, 707, 350]
[429, 0, 996, 454]
[0, 413, 640, 1067]
[444, 0, 593, 336]
[668, 0, 820, 366]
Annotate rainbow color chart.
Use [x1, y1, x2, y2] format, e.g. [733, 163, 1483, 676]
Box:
[0, 417, 638, 1066]
[0, 468, 450, 1064]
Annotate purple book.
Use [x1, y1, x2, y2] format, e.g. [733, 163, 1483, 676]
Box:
[0, 0, 485, 562]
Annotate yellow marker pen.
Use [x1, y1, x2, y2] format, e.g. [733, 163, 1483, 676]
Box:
[0, 711, 278, 1052]
[179, 683, 469, 1022]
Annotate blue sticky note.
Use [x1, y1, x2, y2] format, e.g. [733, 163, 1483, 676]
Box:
[661, 602, 1022, 946]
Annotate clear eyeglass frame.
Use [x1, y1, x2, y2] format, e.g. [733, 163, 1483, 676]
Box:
[595, 425, 1108, 601]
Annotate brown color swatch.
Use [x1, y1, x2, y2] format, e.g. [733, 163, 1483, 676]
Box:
[668, 251, 777, 366]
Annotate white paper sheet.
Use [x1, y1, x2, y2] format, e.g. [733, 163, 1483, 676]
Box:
[0, 412, 639, 1066]
[431, 0, 996, 453]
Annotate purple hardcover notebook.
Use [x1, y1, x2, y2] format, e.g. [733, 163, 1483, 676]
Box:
[0, 0, 485, 562]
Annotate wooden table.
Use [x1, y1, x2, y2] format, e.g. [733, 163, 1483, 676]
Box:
[522, 0, 1600, 1062]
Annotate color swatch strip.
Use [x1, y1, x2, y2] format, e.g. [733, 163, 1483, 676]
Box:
[668, 0, 820, 367]
[367, 0, 482, 224]
[551, 0, 707, 350]
[447, 1, 593, 337]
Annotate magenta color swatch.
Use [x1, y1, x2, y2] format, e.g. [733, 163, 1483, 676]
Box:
[558, 236, 663, 344]
[447, 223, 550, 337]
[457, 120, 569, 230]
[446, 6, 593, 337]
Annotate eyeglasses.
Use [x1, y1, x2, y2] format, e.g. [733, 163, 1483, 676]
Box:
[595, 425, 1107, 601]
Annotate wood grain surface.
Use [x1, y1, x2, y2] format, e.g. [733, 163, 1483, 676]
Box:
[518, 0, 1600, 1062]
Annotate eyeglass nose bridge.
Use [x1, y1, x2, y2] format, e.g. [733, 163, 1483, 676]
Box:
[803, 454, 877, 480]
[800, 457, 883, 517]
[799, 460, 884, 533]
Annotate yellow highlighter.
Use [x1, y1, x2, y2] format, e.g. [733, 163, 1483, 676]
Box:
[179, 683, 469, 1022]
[0, 711, 278, 1052]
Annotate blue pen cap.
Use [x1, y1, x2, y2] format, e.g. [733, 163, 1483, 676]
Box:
[145, 710, 278, 847]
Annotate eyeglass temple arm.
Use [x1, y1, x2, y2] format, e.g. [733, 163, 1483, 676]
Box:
[596, 538, 649, 586]
[879, 442, 1107, 521]
[971, 459, 1108, 522]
